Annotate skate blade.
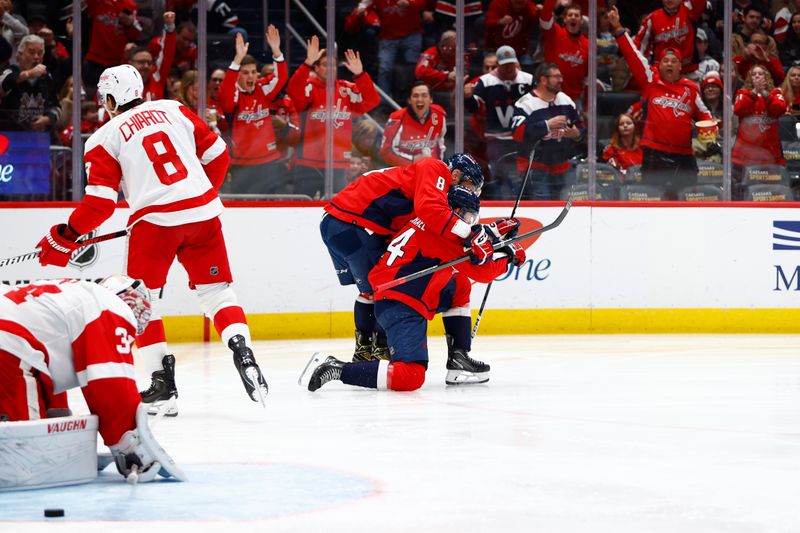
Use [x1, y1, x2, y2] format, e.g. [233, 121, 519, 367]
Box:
[146, 398, 178, 417]
[445, 370, 490, 386]
[245, 366, 268, 407]
[298, 352, 328, 387]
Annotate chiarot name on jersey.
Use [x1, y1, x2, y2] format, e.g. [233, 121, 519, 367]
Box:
[118, 109, 173, 142]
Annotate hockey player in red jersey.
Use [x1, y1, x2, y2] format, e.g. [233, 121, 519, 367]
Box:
[379, 80, 447, 166]
[36, 64, 269, 415]
[634, 0, 706, 77]
[609, 6, 714, 199]
[0, 275, 185, 484]
[217, 26, 288, 193]
[321, 154, 490, 366]
[538, 0, 587, 102]
[302, 185, 525, 391]
[286, 35, 380, 197]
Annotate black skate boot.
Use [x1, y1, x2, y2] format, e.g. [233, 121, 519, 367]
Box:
[229, 335, 269, 405]
[139, 354, 179, 416]
[352, 329, 373, 361]
[371, 332, 390, 361]
[298, 352, 346, 392]
[445, 335, 490, 385]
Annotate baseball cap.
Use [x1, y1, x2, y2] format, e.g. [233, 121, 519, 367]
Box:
[496, 45, 518, 65]
[657, 47, 683, 63]
[696, 28, 708, 41]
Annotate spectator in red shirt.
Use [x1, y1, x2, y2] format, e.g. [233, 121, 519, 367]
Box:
[415, 30, 469, 94]
[484, 0, 539, 66]
[780, 64, 800, 113]
[602, 112, 643, 179]
[217, 27, 288, 194]
[127, 11, 176, 101]
[733, 30, 785, 85]
[286, 35, 380, 197]
[732, 64, 787, 199]
[380, 80, 446, 166]
[634, 0, 706, 77]
[369, 0, 427, 98]
[538, 0, 587, 103]
[149, 21, 197, 74]
[83, 0, 142, 99]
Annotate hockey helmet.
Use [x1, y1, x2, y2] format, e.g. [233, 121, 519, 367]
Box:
[97, 64, 144, 109]
[98, 274, 151, 335]
[447, 184, 481, 225]
[445, 153, 484, 195]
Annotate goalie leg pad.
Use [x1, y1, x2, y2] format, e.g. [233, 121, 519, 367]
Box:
[110, 403, 187, 483]
[387, 361, 426, 391]
[0, 415, 98, 491]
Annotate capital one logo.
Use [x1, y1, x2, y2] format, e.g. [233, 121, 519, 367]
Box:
[483, 216, 552, 282]
[0, 133, 13, 183]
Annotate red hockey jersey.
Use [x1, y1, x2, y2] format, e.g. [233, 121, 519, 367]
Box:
[0, 279, 141, 445]
[286, 64, 380, 168]
[415, 46, 470, 92]
[616, 32, 713, 155]
[380, 105, 447, 166]
[539, 0, 588, 101]
[732, 88, 786, 166]
[70, 99, 230, 233]
[142, 27, 176, 102]
[217, 58, 288, 166]
[365, 0, 427, 40]
[602, 143, 643, 174]
[484, 0, 540, 56]
[369, 216, 510, 319]
[86, 0, 142, 67]
[634, 0, 705, 74]
[324, 157, 473, 241]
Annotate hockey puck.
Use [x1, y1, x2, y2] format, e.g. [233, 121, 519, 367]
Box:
[44, 509, 65, 518]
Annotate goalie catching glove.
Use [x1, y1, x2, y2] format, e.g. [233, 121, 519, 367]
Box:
[37, 223, 82, 267]
[110, 403, 187, 484]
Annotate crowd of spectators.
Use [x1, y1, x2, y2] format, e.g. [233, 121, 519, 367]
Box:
[2, 0, 800, 200]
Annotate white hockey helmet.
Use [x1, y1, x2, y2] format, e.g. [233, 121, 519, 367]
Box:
[97, 64, 143, 109]
[98, 274, 151, 335]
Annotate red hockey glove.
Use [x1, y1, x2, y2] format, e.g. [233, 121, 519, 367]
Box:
[466, 225, 493, 265]
[484, 217, 520, 242]
[37, 224, 81, 267]
[501, 243, 526, 267]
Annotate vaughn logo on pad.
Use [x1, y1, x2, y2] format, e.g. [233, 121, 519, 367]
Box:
[773, 221, 800, 250]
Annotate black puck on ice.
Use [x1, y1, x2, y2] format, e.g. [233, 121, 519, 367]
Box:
[44, 508, 65, 517]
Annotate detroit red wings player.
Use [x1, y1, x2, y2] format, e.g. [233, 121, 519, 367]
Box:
[36, 64, 269, 414]
[0, 276, 185, 485]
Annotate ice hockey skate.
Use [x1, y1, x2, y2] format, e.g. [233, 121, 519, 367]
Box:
[298, 352, 345, 391]
[352, 330, 372, 361]
[445, 335, 490, 385]
[371, 333, 390, 361]
[229, 335, 269, 405]
[139, 354, 179, 417]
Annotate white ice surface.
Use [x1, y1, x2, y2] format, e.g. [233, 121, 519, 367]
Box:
[3, 334, 800, 532]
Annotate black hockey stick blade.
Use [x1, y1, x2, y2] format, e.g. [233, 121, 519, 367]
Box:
[0, 229, 129, 268]
[375, 191, 574, 293]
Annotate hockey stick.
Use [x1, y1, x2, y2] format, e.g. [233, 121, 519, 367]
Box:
[0, 229, 129, 268]
[375, 191, 574, 293]
[471, 141, 540, 338]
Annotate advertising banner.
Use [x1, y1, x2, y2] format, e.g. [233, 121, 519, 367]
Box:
[0, 132, 51, 196]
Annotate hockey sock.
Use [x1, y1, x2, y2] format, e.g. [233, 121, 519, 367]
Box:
[341, 360, 380, 389]
[387, 361, 426, 391]
[354, 295, 375, 334]
[443, 315, 472, 352]
[136, 319, 169, 375]
[213, 306, 251, 346]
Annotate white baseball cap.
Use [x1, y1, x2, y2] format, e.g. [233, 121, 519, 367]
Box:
[496, 45, 518, 65]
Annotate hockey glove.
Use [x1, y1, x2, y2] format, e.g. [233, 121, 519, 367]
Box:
[466, 225, 493, 265]
[37, 224, 81, 267]
[484, 218, 520, 242]
[501, 242, 526, 267]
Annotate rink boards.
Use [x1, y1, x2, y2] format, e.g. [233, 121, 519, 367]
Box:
[1, 203, 799, 338]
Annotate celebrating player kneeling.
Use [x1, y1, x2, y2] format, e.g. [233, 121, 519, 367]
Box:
[0, 276, 185, 489]
[300, 185, 525, 392]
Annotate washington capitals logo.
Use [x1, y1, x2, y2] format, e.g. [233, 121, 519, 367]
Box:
[653, 88, 692, 117]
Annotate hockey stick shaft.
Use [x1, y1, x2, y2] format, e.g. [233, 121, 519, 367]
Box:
[375, 192, 573, 293]
[0, 229, 129, 268]
[471, 142, 540, 338]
